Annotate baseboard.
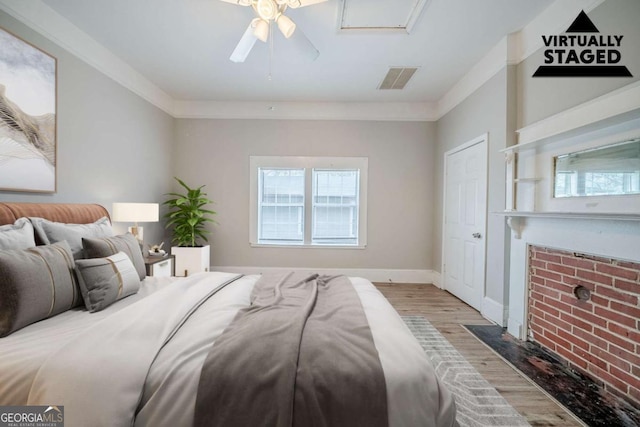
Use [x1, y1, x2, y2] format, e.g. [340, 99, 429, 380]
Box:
[211, 266, 435, 284]
[507, 318, 525, 340]
[430, 271, 442, 289]
[481, 297, 506, 326]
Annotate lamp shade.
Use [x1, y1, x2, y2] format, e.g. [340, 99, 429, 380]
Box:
[253, 18, 270, 42]
[112, 203, 159, 223]
[277, 14, 296, 38]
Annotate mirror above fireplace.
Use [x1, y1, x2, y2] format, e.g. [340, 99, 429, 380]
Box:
[554, 137, 640, 198]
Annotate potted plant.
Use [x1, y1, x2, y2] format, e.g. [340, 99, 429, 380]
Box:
[163, 177, 216, 276]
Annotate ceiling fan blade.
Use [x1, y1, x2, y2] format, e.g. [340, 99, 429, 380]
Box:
[286, 0, 328, 8]
[230, 22, 259, 63]
[289, 28, 319, 61]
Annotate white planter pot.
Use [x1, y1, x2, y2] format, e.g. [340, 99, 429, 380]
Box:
[171, 245, 210, 277]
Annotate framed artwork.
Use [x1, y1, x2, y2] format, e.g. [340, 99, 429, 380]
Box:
[0, 26, 57, 193]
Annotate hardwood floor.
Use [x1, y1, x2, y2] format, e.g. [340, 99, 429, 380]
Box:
[375, 283, 585, 427]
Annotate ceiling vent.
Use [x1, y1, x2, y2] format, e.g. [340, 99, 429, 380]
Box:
[378, 67, 419, 90]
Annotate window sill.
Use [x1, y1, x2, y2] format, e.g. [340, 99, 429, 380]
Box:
[250, 243, 366, 250]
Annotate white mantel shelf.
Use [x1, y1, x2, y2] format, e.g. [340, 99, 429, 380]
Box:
[494, 211, 640, 239]
[494, 211, 640, 221]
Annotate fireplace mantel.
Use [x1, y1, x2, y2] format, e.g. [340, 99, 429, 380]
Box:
[504, 82, 640, 343]
[495, 211, 640, 239]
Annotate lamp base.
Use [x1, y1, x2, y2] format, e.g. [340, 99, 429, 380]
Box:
[128, 225, 144, 250]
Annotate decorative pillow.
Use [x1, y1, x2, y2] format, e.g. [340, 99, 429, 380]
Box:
[29, 216, 113, 259]
[0, 241, 79, 337]
[75, 251, 141, 312]
[82, 233, 146, 280]
[0, 218, 36, 250]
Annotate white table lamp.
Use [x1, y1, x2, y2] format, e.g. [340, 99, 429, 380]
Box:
[112, 202, 159, 245]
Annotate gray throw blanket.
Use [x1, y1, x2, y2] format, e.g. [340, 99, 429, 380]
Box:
[194, 272, 388, 427]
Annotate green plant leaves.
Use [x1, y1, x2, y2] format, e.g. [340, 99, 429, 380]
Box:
[163, 177, 217, 247]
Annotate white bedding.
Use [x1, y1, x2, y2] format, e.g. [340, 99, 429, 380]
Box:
[0, 272, 456, 427]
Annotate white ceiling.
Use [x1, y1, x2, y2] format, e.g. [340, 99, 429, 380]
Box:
[37, 0, 554, 105]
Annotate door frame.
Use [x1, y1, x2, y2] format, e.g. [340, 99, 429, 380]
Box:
[441, 133, 489, 310]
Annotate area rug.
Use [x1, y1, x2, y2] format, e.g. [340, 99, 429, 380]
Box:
[402, 316, 530, 427]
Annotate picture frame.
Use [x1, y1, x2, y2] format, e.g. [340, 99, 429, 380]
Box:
[0, 26, 57, 193]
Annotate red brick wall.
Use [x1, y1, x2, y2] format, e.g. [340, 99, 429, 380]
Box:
[528, 245, 640, 405]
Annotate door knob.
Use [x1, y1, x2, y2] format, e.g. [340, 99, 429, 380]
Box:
[472, 232, 482, 239]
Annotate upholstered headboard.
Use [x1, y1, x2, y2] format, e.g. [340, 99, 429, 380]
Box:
[0, 203, 110, 226]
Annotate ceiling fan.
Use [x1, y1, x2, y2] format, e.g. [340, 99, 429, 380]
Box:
[221, 0, 327, 63]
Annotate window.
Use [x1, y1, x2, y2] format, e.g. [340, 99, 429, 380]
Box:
[258, 168, 305, 244]
[250, 157, 367, 248]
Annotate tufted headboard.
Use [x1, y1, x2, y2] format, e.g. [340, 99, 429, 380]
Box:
[0, 203, 110, 226]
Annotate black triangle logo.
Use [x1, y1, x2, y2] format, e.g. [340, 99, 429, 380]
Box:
[566, 10, 599, 33]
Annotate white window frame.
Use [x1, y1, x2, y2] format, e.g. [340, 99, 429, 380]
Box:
[249, 156, 368, 249]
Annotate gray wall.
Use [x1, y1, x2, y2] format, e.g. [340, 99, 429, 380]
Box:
[434, 67, 515, 311]
[518, 0, 640, 127]
[0, 10, 175, 246]
[174, 119, 436, 271]
[433, 0, 640, 318]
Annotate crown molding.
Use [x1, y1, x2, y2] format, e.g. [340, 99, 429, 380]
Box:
[0, 0, 175, 115]
[434, 0, 605, 119]
[515, 0, 605, 63]
[174, 100, 438, 121]
[436, 36, 511, 119]
[0, 0, 609, 122]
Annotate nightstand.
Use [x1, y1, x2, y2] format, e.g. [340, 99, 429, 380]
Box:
[144, 255, 175, 277]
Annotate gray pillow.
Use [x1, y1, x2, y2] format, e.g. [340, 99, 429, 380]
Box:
[75, 251, 141, 312]
[0, 218, 36, 250]
[82, 233, 146, 280]
[0, 241, 79, 337]
[30, 216, 113, 259]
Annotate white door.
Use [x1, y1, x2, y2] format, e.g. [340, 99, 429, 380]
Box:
[442, 135, 487, 311]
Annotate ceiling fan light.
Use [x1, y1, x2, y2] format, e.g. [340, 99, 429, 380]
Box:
[277, 14, 296, 38]
[253, 18, 270, 42]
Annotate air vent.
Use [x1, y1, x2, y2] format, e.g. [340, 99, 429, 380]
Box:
[378, 67, 419, 90]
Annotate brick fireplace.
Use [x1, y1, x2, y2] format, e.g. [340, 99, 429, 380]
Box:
[528, 245, 640, 405]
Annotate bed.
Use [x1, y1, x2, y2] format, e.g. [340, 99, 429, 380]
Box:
[0, 202, 457, 427]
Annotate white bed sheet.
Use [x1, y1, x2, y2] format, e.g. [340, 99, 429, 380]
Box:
[0, 273, 456, 427]
[0, 276, 179, 406]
